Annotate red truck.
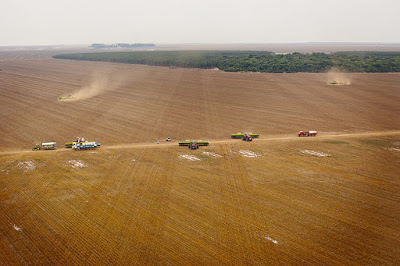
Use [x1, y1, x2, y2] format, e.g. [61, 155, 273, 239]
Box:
[298, 131, 318, 137]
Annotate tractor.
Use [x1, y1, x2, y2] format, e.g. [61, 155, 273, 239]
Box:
[242, 133, 253, 141]
[188, 142, 199, 150]
[179, 140, 209, 149]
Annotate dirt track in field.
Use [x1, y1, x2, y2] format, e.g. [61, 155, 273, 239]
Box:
[1, 57, 399, 151]
[1, 48, 400, 265]
[1, 130, 400, 155]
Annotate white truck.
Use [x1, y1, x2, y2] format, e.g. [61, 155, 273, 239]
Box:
[72, 141, 100, 151]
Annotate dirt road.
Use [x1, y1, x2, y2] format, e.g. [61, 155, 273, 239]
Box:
[1, 130, 399, 155]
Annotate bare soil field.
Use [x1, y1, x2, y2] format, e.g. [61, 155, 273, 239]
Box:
[1, 49, 400, 264]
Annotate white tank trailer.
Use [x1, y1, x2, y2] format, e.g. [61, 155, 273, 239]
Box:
[32, 142, 57, 150]
[72, 141, 100, 150]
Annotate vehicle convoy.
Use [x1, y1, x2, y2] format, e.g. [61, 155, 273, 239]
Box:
[179, 140, 209, 149]
[32, 142, 57, 150]
[298, 131, 318, 137]
[231, 133, 259, 141]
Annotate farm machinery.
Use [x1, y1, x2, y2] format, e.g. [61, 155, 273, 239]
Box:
[231, 133, 259, 141]
[32, 142, 57, 150]
[298, 131, 318, 137]
[179, 140, 209, 150]
[65, 137, 101, 150]
[73, 141, 100, 150]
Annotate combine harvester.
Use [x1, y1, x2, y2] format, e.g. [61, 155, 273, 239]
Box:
[298, 131, 318, 137]
[179, 140, 209, 150]
[231, 133, 260, 141]
[32, 142, 57, 151]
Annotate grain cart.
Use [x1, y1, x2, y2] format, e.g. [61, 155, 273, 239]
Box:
[231, 133, 259, 139]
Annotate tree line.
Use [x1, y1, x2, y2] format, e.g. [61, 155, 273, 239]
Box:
[90, 43, 156, 49]
[53, 50, 400, 73]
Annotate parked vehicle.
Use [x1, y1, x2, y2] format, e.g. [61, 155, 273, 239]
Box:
[32, 142, 57, 150]
[298, 131, 318, 137]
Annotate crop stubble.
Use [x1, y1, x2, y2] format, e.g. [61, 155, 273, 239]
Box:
[0, 50, 400, 264]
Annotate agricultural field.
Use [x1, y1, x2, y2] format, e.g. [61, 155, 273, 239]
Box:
[1, 49, 400, 264]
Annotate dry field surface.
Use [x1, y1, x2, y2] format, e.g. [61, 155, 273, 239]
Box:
[1, 50, 400, 264]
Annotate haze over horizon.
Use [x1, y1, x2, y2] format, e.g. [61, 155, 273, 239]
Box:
[1, 0, 399, 46]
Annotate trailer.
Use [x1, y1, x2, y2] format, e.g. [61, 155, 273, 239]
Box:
[298, 131, 318, 137]
[32, 142, 57, 150]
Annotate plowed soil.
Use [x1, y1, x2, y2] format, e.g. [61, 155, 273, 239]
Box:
[1, 50, 400, 264]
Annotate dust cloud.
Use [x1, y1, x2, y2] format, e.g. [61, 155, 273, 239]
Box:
[326, 67, 352, 85]
[59, 71, 124, 101]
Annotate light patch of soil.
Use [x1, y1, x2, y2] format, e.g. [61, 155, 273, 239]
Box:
[202, 151, 222, 158]
[238, 150, 260, 158]
[264, 236, 279, 244]
[384, 147, 400, 152]
[179, 154, 201, 161]
[17, 160, 37, 171]
[67, 160, 86, 168]
[301, 150, 331, 157]
[13, 224, 22, 231]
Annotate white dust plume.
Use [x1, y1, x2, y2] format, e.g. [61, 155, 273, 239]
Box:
[326, 67, 351, 85]
[59, 71, 124, 101]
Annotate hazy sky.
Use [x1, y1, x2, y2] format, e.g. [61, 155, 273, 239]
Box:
[1, 0, 399, 46]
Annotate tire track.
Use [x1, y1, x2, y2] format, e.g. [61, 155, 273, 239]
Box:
[1, 130, 399, 155]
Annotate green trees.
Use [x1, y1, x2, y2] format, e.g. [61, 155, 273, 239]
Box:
[53, 51, 400, 73]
